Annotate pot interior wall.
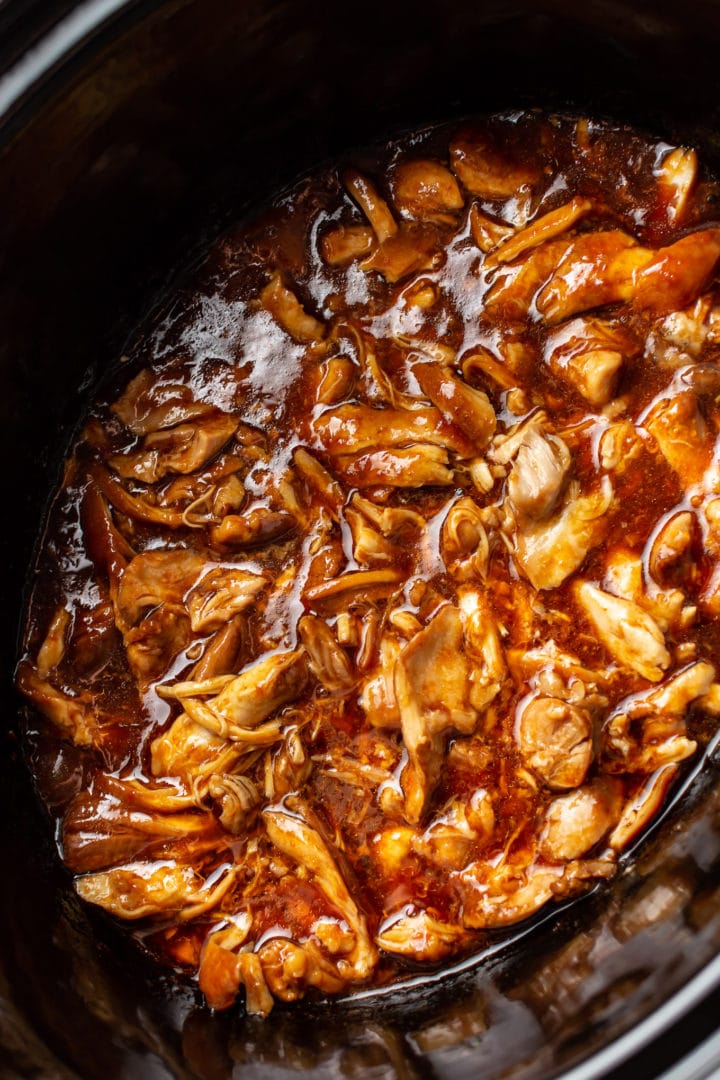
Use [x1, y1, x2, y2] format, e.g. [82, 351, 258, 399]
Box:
[3, 1, 720, 1076]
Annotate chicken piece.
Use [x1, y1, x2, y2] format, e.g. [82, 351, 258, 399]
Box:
[207, 473, 247, 521]
[75, 861, 237, 921]
[80, 484, 133, 587]
[350, 494, 425, 537]
[259, 938, 346, 1003]
[344, 507, 399, 566]
[209, 507, 295, 548]
[656, 146, 697, 225]
[344, 168, 398, 242]
[108, 413, 238, 484]
[449, 126, 540, 199]
[16, 662, 97, 747]
[200, 650, 308, 733]
[304, 568, 403, 614]
[355, 332, 419, 408]
[632, 229, 720, 313]
[646, 295, 719, 366]
[458, 860, 566, 929]
[36, 607, 71, 679]
[202, 941, 267, 1015]
[544, 317, 638, 407]
[458, 588, 506, 713]
[315, 355, 356, 404]
[539, 227, 720, 323]
[198, 919, 266, 1013]
[487, 197, 593, 267]
[208, 774, 260, 835]
[334, 445, 454, 488]
[514, 478, 612, 591]
[298, 615, 355, 692]
[62, 790, 214, 872]
[574, 581, 670, 683]
[260, 271, 325, 344]
[469, 204, 514, 253]
[598, 420, 644, 475]
[315, 746, 393, 792]
[441, 496, 490, 581]
[359, 633, 403, 728]
[411, 362, 496, 450]
[465, 787, 496, 839]
[395, 605, 477, 823]
[115, 550, 206, 630]
[313, 403, 475, 458]
[93, 772, 196, 812]
[412, 797, 485, 869]
[298, 516, 344, 600]
[151, 711, 258, 788]
[150, 452, 247, 522]
[392, 333, 457, 365]
[391, 159, 464, 220]
[69, 597, 119, 675]
[186, 568, 266, 633]
[536, 231, 652, 323]
[125, 604, 191, 688]
[483, 239, 573, 322]
[292, 447, 344, 519]
[158, 659, 305, 750]
[489, 409, 548, 465]
[603, 661, 711, 772]
[462, 345, 519, 391]
[158, 673, 237, 699]
[507, 640, 610, 694]
[540, 779, 623, 861]
[507, 429, 571, 522]
[516, 696, 593, 790]
[111, 368, 214, 435]
[88, 462, 188, 527]
[608, 764, 679, 852]
[320, 225, 375, 266]
[264, 729, 312, 798]
[262, 802, 377, 979]
[359, 226, 441, 283]
[165, 458, 246, 520]
[372, 825, 416, 872]
[604, 548, 685, 633]
[376, 911, 465, 962]
[700, 557, 720, 617]
[642, 391, 712, 487]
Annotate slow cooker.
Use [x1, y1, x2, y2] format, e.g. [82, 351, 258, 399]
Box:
[3, 1, 720, 1076]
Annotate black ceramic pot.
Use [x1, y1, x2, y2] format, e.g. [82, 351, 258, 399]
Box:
[3, 2, 720, 1076]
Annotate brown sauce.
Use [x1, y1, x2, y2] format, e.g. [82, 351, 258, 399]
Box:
[17, 111, 720, 1014]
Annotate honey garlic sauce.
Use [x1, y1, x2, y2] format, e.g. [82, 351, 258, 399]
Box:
[17, 112, 720, 1015]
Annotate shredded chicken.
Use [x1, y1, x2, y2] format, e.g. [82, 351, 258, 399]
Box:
[517, 696, 593, 791]
[263, 801, 378, 980]
[19, 112, 720, 1016]
[76, 861, 238, 921]
[395, 605, 478, 823]
[544, 317, 637, 406]
[450, 126, 539, 198]
[507, 429, 572, 522]
[514, 478, 613, 590]
[391, 159, 464, 220]
[574, 581, 671, 683]
[186, 568, 267, 633]
[108, 412, 238, 484]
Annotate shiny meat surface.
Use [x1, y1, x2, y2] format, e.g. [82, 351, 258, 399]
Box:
[17, 113, 720, 1015]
